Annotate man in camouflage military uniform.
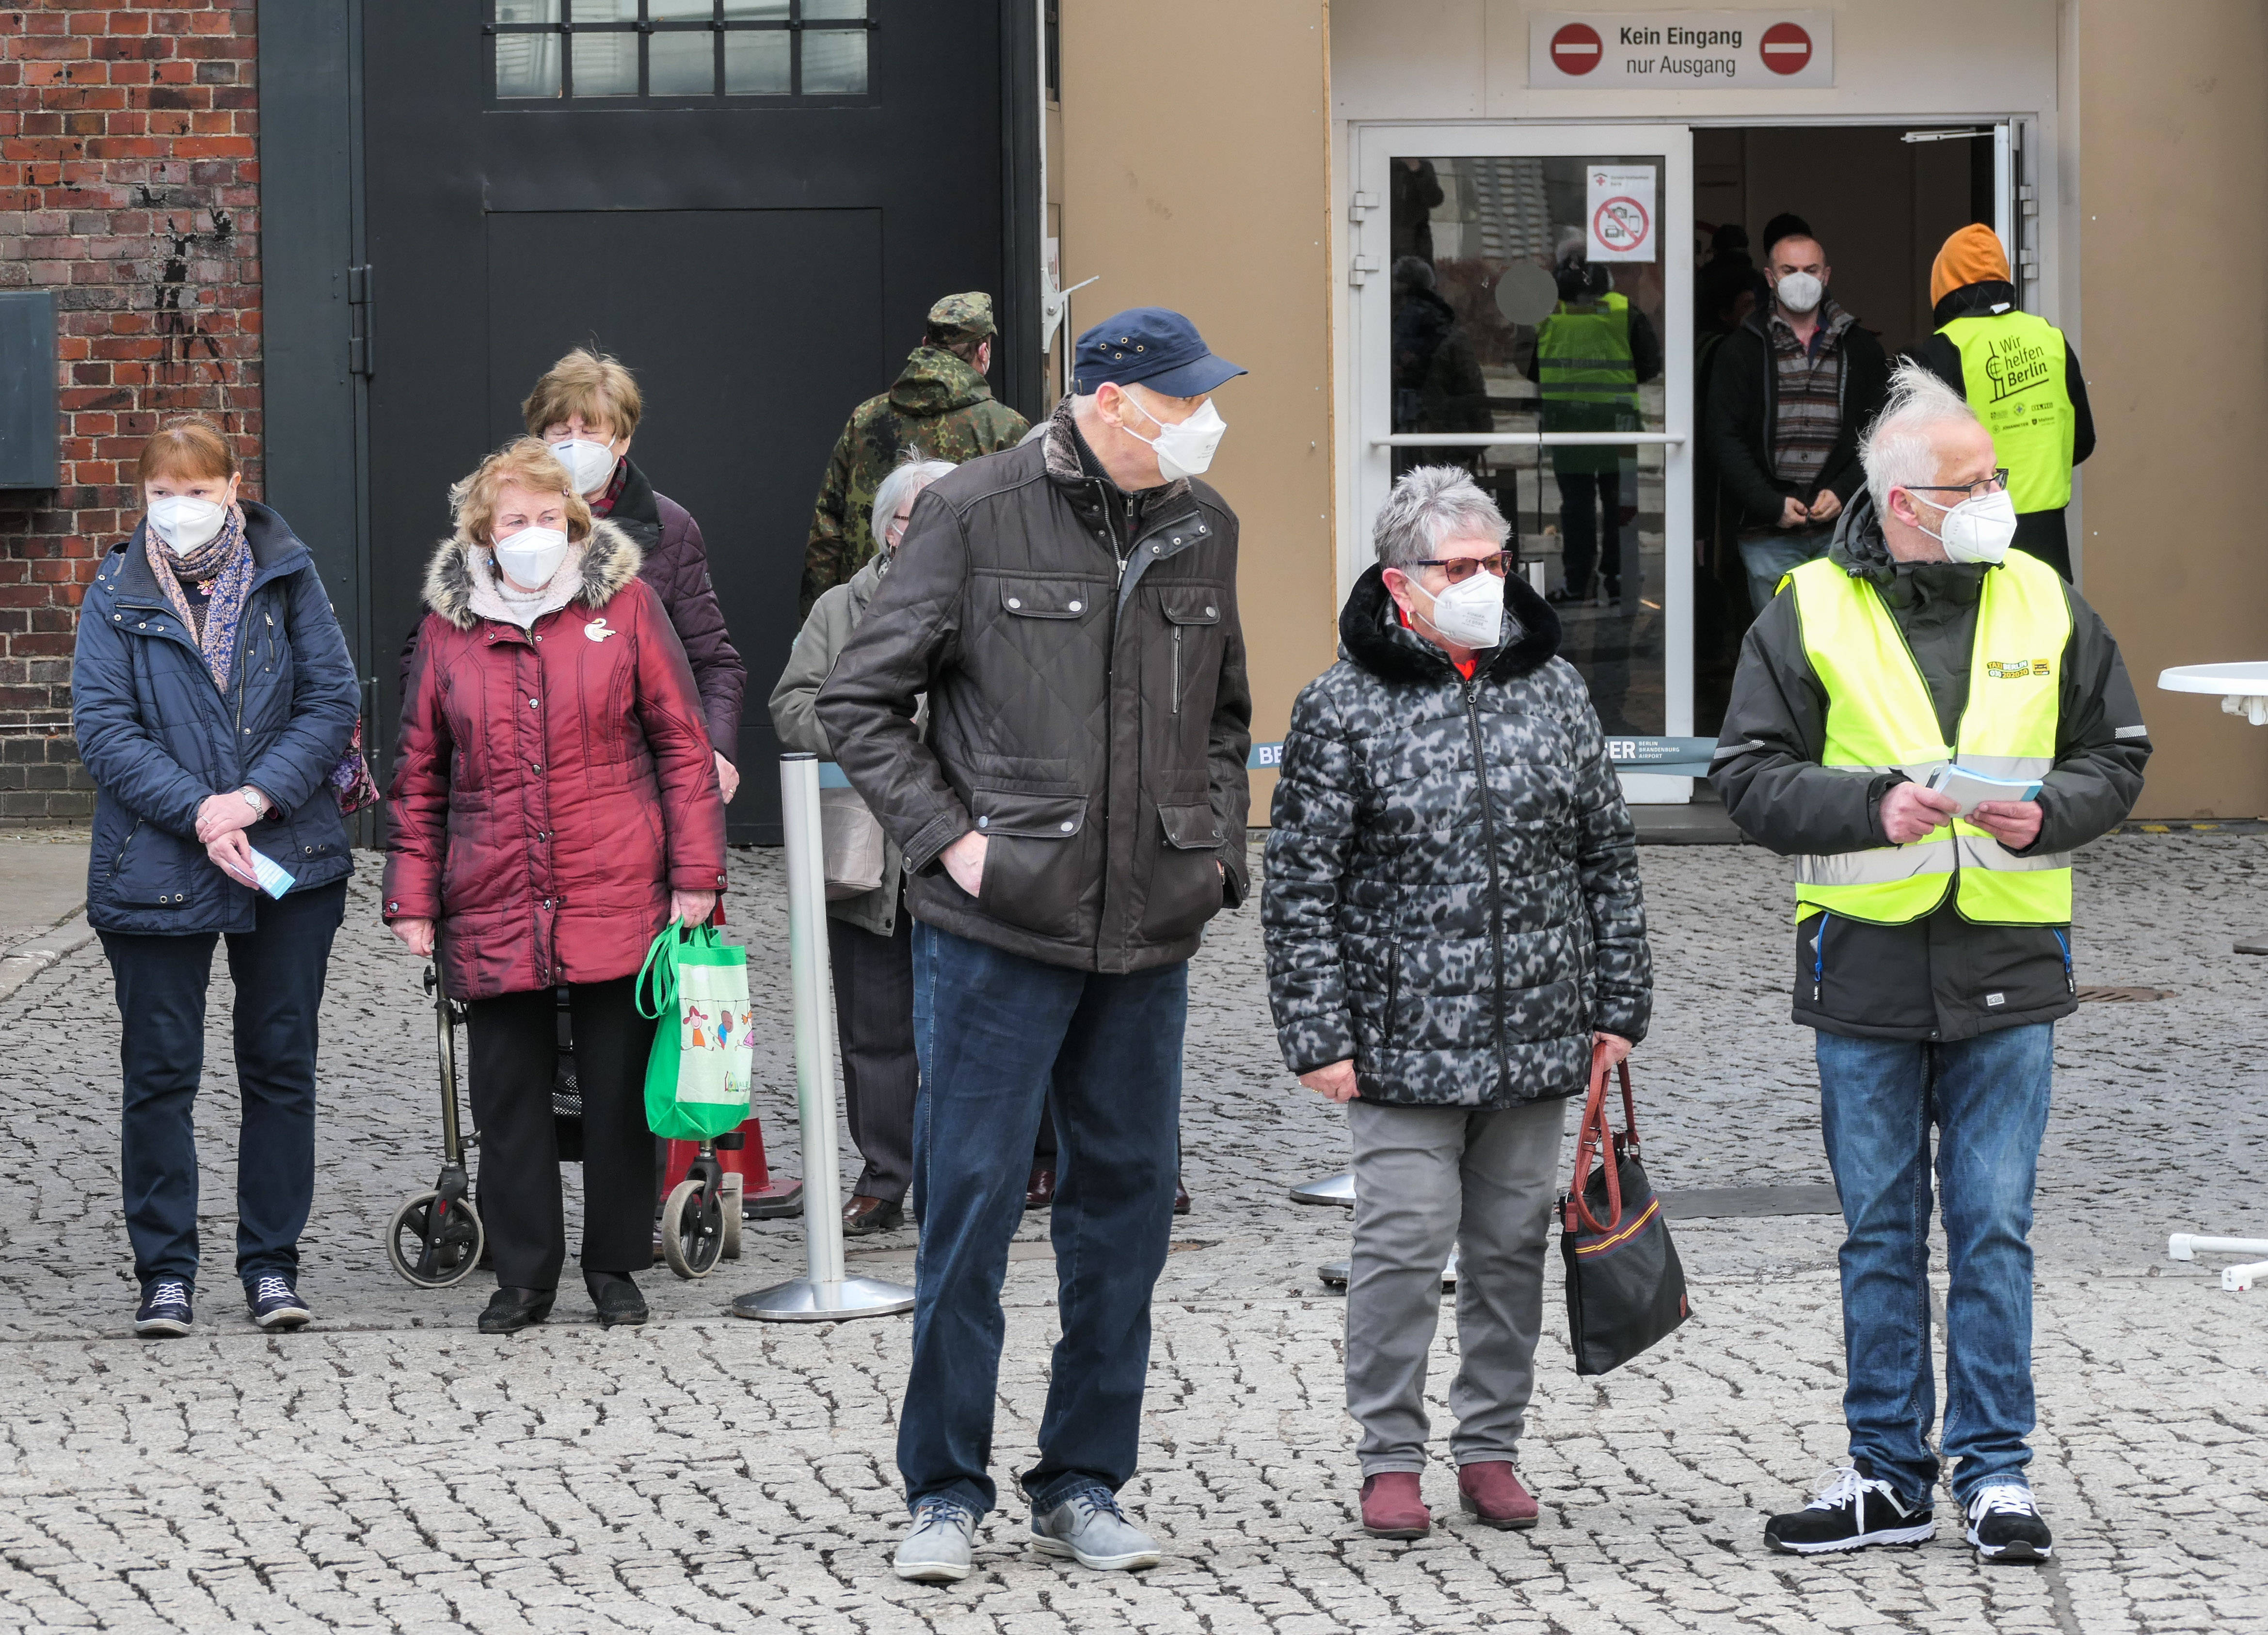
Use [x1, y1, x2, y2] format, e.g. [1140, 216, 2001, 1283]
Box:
[799, 292, 1030, 615]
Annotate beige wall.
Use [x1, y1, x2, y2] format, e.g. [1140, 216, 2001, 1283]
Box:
[2079, 1, 2268, 818]
[1056, 0, 1338, 805]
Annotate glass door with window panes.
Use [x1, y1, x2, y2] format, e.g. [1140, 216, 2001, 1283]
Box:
[1351, 126, 1693, 797]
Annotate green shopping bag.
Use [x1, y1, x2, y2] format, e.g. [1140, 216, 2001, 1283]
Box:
[636, 922, 755, 1141]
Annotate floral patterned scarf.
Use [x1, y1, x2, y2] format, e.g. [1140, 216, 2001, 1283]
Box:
[145, 505, 254, 694]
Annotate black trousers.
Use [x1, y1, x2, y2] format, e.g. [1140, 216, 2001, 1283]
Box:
[99, 879, 347, 1290]
[1555, 470, 1623, 590]
[829, 911, 918, 1203]
[467, 977, 655, 1289]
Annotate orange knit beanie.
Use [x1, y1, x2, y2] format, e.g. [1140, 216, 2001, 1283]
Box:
[1931, 223, 2012, 306]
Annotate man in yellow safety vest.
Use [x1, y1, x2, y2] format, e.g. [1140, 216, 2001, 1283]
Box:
[1712, 362, 2149, 1567]
[1918, 224, 2095, 581]
[1528, 254, 1660, 605]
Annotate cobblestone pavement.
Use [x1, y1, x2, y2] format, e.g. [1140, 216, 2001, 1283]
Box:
[0, 834, 2263, 1632]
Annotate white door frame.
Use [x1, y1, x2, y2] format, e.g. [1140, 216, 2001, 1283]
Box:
[1348, 123, 1695, 795]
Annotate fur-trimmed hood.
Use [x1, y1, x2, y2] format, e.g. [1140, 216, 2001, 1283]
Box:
[422, 517, 644, 631]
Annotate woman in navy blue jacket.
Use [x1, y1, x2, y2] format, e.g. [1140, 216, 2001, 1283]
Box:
[71, 416, 360, 1339]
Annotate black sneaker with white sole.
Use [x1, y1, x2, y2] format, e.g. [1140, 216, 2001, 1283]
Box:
[1965, 1483, 2053, 1564]
[135, 1279, 194, 1337]
[245, 1272, 312, 1331]
[1764, 1465, 1935, 1555]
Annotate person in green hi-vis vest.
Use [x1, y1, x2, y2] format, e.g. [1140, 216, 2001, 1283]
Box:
[1918, 224, 2096, 582]
[1526, 253, 1660, 605]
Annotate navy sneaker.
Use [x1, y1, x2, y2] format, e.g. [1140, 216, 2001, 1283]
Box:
[245, 1272, 312, 1331]
[135, 1279, 194, 1338]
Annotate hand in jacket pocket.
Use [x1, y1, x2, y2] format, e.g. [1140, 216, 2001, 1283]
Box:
[942, 831, 988, 898]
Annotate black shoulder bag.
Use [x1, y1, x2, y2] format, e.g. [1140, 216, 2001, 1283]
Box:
[1560, 1059, 1692, 1375]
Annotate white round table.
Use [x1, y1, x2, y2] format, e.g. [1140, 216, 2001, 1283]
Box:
[2155, 662, 2268, 954]
[2158, 660, 2268, 726]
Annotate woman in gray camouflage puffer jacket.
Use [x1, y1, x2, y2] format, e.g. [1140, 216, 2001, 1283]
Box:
[1262, 466, 1651, 1539]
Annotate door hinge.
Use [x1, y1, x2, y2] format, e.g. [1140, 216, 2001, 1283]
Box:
[1348, 190, 1377, 222]
[1348, 254, 1379, 287]
[348, 264, 374, 378]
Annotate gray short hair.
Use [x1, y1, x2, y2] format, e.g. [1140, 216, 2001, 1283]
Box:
[1863, 361, 1983, 518]
[1373, 465, 1510, 568]
[871, 458, 957, 548]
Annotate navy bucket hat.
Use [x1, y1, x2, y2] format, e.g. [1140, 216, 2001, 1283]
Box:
[1071, 307, 1246, 397]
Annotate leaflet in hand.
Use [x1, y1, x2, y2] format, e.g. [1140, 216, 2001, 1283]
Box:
[1925, 764, 2043, 817]
[249, 850, 297, 900]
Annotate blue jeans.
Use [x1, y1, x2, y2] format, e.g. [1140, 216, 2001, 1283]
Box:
[1738, 525, 1833, 614]
[98, 879, 348, 1291]
[1814, 1023, 2052, 1506]
[899, 921, 1187, 1517]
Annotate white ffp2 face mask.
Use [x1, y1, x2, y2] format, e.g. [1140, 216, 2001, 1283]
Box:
[1124, 395, 1227, 481]
[1915, 489, 2018, 565]
[493, 526, 570, 589]
[1774, 271, 1824, 314]
[550, 438, 619, 495]
[147, 494, 228, 555]
[1412, 568, 1506, 649]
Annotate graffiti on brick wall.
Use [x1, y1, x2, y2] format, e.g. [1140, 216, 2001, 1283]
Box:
[137, 187, 233, 389]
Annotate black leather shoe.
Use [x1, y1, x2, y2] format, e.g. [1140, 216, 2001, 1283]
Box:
[1024, 1166, 1057, 1210]
[479, 1286, 555, 1334]
[1172, 1177, 1191, 1216]
[585, 1271, 648, 1328]
[843, 1195, 905, 1236]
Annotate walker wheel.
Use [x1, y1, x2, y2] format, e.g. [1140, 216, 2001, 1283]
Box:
[720, 1175, 743, 1261]
[661, 1178, 726, 1279]
[386, 1190, 485, 1288]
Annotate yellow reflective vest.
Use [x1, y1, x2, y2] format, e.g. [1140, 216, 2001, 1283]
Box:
[1536, 293, 1636, 409]
[1939, 312, 2077, 513]
[1785, 549, 2073, 926]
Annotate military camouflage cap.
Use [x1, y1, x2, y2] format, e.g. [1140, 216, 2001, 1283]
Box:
[925, 292, 997, 341]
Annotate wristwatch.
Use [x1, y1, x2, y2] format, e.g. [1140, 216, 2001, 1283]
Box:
[240, 786, 269, 817]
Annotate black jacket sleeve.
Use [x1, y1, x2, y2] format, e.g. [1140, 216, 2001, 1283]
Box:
[2065, 340, 2096, 467]
[1709, 589, 1898, 855]
[1704, 328, 1789, 529]
[1628, 309, 1663, 387]
[1821, 329, 1891, 506]
[1918, 332, 1965, 397]
[2028, 584, 2148, 854]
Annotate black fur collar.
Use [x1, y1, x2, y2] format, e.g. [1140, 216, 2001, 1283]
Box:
[1337, 562, 1561, 686]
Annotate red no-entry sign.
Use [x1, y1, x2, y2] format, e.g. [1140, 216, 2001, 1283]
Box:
[1759, 20, 1813, 75]
[1550, 21, 1603, 75]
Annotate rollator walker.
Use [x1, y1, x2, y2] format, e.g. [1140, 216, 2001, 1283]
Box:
[384, 964, 486, 1286]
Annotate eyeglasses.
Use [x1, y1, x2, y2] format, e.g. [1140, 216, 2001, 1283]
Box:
[1402, 552, 1513, 583]
[1905, 469, 2010, 504]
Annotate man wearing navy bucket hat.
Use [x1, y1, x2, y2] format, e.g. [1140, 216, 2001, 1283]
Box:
[819, 308, 1252, 1582]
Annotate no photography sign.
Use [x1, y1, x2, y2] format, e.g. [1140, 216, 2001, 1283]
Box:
[1531, 10, 1834, 87]
[1587, 166, 1656, 262]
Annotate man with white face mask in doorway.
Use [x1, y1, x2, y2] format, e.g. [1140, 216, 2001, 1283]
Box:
[816, 307, 1252, 1585]
[1704, 230, 1890, 616]
[1712, 362, 2149, 1566]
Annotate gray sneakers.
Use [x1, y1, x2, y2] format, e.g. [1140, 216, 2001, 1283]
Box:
[1030, 1485, 1162, 1572]
[893, 1497, 978, 1583]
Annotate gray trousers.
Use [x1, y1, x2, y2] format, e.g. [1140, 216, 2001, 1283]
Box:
[1345, 1096, 1566, 1475]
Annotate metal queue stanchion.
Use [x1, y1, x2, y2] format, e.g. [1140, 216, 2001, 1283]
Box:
[730, 754, 916, 1323]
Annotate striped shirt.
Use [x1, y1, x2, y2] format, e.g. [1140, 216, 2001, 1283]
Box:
[1769, 302, 1857, 489]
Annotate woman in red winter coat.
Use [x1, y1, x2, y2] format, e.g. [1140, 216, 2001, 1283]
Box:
[383, 438, 727, 1335]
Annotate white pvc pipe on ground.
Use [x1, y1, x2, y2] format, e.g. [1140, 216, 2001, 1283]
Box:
[2166, 1233, 2268, 1261]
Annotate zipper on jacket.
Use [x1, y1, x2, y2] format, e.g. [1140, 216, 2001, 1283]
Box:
[2052, 928, 2074, 995]
[1171, 626, 1182, 714]
[1811, 911, 1831, 1004]
[109, 817, 143, 881]
[1462, 679, 1511, 1093]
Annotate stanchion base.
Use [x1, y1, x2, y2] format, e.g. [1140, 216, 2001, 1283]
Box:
[729, 1274, 915, 1323]
[743, 1178, 806, 1221]
[1317, 1251, 1457, 1292]
[1291, 1172, 1357, 1207]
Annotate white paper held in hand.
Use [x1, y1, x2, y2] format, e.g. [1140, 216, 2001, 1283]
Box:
[249, 849, 297, 900]
[1925, 764, 2043, 818]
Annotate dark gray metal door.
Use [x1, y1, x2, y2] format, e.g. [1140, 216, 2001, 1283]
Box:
[354, 0, 1036, 841]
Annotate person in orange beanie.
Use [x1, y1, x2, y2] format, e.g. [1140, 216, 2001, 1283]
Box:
[1915, 224, 2094, 580]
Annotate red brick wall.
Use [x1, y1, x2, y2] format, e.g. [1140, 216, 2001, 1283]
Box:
[0, 0, 259, 822]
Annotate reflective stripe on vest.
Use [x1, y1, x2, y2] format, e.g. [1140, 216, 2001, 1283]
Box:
[1537, 293, 1636, 407]
[1940, 312, 2077, 513]
[1786, 550, 2074, 926]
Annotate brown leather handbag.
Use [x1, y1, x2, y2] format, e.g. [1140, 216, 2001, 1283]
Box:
[1559, 1059, 1692, 1375]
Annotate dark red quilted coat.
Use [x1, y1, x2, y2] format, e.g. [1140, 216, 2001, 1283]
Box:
[383, 520, 728, 1000]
